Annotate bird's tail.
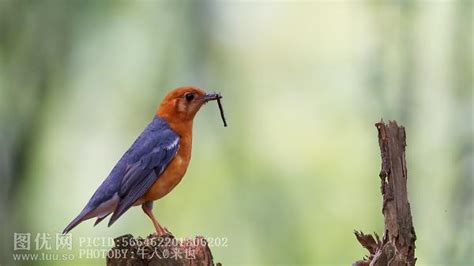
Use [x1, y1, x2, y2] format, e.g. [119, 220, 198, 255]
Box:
[62, 209, 92, 234]
[93, 213, 111, 226]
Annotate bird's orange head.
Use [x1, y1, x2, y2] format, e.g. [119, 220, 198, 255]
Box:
[156, 86, 220, 132]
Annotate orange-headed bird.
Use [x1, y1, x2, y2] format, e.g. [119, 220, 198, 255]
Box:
[63, 86, 222, 235]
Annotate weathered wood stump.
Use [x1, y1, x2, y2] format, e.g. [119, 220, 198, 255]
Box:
[353, 120, 417, 266]
[106, 233, 218, 266]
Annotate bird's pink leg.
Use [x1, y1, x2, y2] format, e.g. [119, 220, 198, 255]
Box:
[142, 202, 166, 236]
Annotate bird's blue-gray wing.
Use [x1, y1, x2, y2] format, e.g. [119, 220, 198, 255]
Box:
[63, 117, 179, 233]
[107, 134, 179, 226]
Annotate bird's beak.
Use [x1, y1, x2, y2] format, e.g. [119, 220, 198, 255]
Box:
[203, 92, 222, 102]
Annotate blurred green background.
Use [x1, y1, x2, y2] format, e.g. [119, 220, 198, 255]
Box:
[0, 0, 472, 265]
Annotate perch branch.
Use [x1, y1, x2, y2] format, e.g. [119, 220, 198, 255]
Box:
[106, 233, 218, 266]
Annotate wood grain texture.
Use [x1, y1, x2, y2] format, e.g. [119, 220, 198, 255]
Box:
[353, 120, 417, 266]
[107, 233, 218, 266]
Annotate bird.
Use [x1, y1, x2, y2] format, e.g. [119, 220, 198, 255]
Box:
[63, 86, 222, 235]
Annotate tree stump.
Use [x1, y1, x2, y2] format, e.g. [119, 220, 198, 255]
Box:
[353, 120, 417, 266]
[106, 233, 218, 266]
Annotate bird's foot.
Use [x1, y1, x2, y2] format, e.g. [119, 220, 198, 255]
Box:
[162, 227, 172, 235]
[156, 226, 172, 237]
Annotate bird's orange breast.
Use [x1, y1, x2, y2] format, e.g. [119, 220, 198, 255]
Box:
[140, 135, 192, 202]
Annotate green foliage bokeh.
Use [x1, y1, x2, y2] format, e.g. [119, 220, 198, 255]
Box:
[0, 1, 472, 265]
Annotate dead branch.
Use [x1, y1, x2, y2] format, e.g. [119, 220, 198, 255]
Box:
[353, 120, 417, 266]
[106, 233, 218, 266]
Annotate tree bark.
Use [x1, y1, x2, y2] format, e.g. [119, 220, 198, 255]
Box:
[106, 233, 218, 266]
[353, 120, 417, 266]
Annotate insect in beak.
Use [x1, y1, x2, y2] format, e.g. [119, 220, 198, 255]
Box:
[204, 91, 227, 127]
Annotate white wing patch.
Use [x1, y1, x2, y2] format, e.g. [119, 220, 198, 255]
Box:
[165, 136, 180, 150]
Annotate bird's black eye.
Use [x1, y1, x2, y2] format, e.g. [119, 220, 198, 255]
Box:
[185, 92, 195, 101]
